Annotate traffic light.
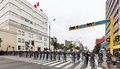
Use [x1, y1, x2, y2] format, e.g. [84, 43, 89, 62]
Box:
[106, 38, 110, 42]
[69, 25, 79, 31]
[115, 35, 120, 42]
[86, 22, 95, 27]
[31, 40, 34, 46]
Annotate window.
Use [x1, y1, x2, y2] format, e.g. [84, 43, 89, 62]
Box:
[22, 39, 24, 43]
[18, 46, 21, 50]
[31, 34, 33, 38]
[37, 35, 42, 40]
[22, 31, 25, 36]
[44, 38, 47, 41]
[40, 37, 42, 40]
[29, 33, 33, 38]
[22, 46, 24, 50]
[18, 38, 21, 43]
[18, 30, 21, 35]
[44, 43, 47, 46]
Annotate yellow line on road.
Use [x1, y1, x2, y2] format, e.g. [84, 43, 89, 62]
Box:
[102, 63, 108, 69]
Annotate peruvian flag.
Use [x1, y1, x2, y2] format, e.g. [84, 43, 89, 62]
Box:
[34, 4, 37, 8]
[34, 2, 39, 8]
[37, 2, 39, 6]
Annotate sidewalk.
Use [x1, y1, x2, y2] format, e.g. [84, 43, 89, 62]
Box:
[102, 55, 117, 69]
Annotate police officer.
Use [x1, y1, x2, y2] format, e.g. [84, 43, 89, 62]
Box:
[89, 52, 95, 67]
[39, 51, 42, 60]
[98, 51, 103, 67]
[106, 51, 112, 67]
[53, 51, 56, 61]
[85, 51, 89, 66]
[50, 51, 53, 61]
[57, 51, 61, 61]
[115, 51, 120, 68]
[43, 51, 45, 60]
[63, 51, 66, 62]
[77, 52, 80, 62]
[72, 51, 76, 63]
[46, 51, 49, 61]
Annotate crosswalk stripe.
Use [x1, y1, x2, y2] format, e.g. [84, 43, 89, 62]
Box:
[43, 61, 58, 65]
[74, 62, 82, 69]
[48, 61, 63, 66]
[55, 61, 71, 67]
[64, 63, 74, 69]
[37, 63, 41, 64]
[95, 59, 102, 69]
[97, 67, 102, 69]
[95, 59, 98, 66]
[86, 62, 91, 69]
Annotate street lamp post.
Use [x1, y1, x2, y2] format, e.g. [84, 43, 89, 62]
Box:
[48, 19, 56, 51]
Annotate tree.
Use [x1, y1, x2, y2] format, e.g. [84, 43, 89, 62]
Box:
[75, 46, 80, 50]
[44, 47, 49, 51]
[0, 38, 3, 50]
[25, 41, 30, 51]
[50, 37, 58, 52]
[57, 43, 64, 49]
[67, 44, 74, 50]
[93, 44, 101, 54]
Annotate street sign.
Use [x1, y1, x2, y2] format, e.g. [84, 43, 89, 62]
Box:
[69, 19, 110, 31]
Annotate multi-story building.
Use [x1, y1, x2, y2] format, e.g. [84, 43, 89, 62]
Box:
[65, 40, 73, 48]
[105, 0, 120, 52]
[0, 0, 49, 51]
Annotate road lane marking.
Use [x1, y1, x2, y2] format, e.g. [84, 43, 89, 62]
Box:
[48, 61, 63, 66]
[55, 61, 71, 67]
[43, 61, 58, 65]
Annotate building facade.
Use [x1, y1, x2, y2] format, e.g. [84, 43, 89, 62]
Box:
[0, 0, 49, 51]
[65, 40, 73, 47]
[105, 0, 120, 51]
[0, 29, 17, 51]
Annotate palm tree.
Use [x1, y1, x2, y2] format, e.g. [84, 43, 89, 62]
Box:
[50, 37, 58, 52]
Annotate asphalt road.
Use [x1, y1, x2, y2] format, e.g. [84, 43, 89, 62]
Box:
[0, 56, 105, 69]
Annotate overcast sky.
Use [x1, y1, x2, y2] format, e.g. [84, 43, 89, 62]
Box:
[27, 0, 106, 50]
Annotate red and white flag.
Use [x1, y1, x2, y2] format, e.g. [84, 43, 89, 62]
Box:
[37, 2, 39, 6]
[34, 4, 37, 8]
[34, 2, 39, 8]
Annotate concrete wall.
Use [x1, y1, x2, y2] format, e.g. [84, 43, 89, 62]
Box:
[0, 29, 17, 51]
